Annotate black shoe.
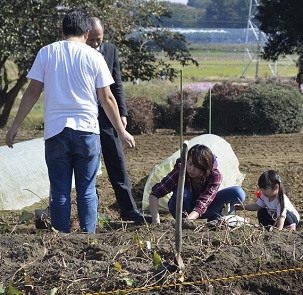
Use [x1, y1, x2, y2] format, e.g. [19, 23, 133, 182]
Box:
[35, 208, 49, 230]
[120, 209, 152, 224]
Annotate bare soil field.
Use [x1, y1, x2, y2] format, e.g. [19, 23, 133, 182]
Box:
[1, 128, 303, 295]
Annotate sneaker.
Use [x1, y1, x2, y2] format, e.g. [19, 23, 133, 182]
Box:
[120, 209, 152, 224]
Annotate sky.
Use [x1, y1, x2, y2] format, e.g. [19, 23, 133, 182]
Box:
[169, 0, 187, 3]
[159, 0, 188, 4]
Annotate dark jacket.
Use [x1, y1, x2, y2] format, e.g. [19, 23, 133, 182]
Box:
[99, 43, 128, 117]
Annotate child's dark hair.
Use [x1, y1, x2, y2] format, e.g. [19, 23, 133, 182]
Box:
[258, 170, 285, 214]
[188, 144, 214, 176]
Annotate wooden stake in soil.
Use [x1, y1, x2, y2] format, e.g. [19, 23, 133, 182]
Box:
[209, 87, 212, 134]
[179, 69, 183, 156]
[175, 141, 188, 270]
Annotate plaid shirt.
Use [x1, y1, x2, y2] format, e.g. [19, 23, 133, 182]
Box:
[151, 160, 223, 216]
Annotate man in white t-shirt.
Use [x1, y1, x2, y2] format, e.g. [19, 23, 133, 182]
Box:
[6, 8, 135, 234]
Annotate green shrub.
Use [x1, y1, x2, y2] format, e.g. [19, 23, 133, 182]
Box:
[235, 83, 303, 134]
[165, 89, 199, 133]
[191, 106, 208, 131]
[201, 82, 303, 134]
[126, 97, 155, 134]
[201, 82, 246, 133]
[153, 103, 168, 129]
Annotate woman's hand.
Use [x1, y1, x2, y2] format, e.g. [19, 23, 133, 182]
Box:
[187, 211, 199, 220]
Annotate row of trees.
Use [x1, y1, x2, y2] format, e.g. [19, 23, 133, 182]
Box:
[161, 0, 250, 28]
[256, 0, 303, 86]
[0, 0, 302, 128]
[0, 0, 198, 127]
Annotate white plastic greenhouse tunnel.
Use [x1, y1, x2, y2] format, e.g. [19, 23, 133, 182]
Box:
[0, 138, 101, 210]
[142, 134, 245, 212]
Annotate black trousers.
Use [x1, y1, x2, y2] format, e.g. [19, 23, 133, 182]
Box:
[98, 108, 138, 213]
[257, 207, 298, 228]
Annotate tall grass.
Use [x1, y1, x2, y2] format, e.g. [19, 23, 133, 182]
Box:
[124, 80, 180, 103]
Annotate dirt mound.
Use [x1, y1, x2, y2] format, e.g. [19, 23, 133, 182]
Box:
[1, 129, 303, 294]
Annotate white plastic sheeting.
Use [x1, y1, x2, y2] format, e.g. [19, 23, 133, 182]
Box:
[0, 138, 102, 210]
[209, 215, 252, 228]
[142, 134, 245, 212]
[0, 138, 48, 210]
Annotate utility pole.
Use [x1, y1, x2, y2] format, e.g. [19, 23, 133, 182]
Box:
[241, 0, 270, 78]
[241, 0, 297, 79]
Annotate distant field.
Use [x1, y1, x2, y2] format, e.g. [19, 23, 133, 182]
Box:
[166, 43, 298, 82]
[171, 58, 297, 82]
[124, 43, 298, 101]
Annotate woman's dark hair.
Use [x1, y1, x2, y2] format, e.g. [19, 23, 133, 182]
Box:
[258, 170, 285, 214]
[188, 144, 214, 176]
[62, 8, 92, 37]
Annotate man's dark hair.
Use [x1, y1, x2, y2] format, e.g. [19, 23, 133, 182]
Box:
[62, 8, 92, 37]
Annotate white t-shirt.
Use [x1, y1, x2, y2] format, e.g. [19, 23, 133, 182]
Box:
[27, 40, 114, 140]
[256, 194, 300, 221]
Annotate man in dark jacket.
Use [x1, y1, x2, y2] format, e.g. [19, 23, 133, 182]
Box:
[87, 17, 151, 223]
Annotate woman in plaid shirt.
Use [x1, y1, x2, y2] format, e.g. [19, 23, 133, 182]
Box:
[149, 144, 246, 224]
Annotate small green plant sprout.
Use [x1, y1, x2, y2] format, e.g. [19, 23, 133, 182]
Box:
[3, 210, 35, 233]
[97, 214, 115, 229]
[47, 287, 58, 295]
[134, 235, 152, 249]
[153, 251, 162, 270]
[256, 256, 263, 262]
[133, 233, 143, 246]
[0, 223, 10, 234]
[2, 285, 22, 295]
[97, 214, 110, 224]
[0, 283, 4, 294]
[120, 277, 133, 287]
[114, 261, 123, 273]
[133, 234, 151, 257]
[90, 240, 99, 246]
[19, 211, 34, 224]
